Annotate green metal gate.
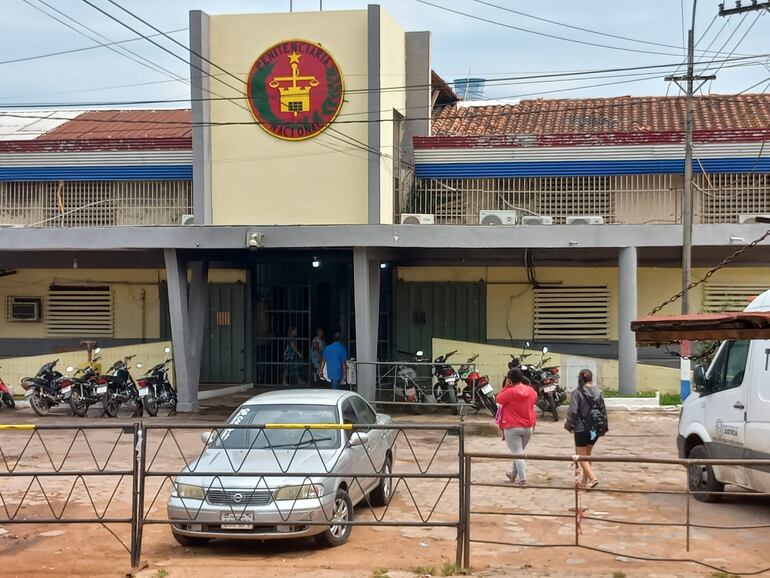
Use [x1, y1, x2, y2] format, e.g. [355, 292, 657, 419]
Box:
[395, 281, 486, 359]
[201, 282, 246, 383]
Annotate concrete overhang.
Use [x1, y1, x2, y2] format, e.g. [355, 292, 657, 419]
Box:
[0, 224, 767, 251]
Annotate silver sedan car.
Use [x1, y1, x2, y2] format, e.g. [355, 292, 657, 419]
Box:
[167, 389, 396, 547]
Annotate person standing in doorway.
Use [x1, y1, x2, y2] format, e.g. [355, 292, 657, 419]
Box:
[496, 368, 538, 486]
[283, 326, 305, 385]
[321, 332, 348, 390]
[565, 369, 608, 489]
[311, 327, 326, 384]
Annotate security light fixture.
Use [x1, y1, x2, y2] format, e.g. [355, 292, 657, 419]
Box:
[312, 257, 321, 268]
[380, 262, 387, 269]
[246, 232, 263, 249]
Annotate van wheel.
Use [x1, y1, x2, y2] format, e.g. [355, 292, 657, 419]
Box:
[688, 445, 724, 503]
[315, 489, 353, 547]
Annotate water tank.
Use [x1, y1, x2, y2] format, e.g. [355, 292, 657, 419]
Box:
[453, 77, 486, 100]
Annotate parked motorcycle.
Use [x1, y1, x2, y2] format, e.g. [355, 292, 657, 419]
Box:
[101, 355, 143, 418]
[0, 367, 15, 409]
[135, 347, 177, 417]
[529, 347, 566, 422]
[21, 359, 69, 416]
[432, 349, 460, 413]
[68, 350, 104, 418]
[458, 354, 497, 416]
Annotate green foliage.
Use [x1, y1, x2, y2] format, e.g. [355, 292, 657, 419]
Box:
[372, 569, 390, 578]
[442, 562, 460, 576]
[411, 566, 437, 576]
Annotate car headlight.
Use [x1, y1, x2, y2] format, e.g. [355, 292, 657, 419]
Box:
[273, 483, 324, 501]
[173, 483, 205, 500]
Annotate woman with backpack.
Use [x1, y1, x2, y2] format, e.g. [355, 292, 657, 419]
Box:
[564, 369, 608, 489]
[496, 368, 538, 486]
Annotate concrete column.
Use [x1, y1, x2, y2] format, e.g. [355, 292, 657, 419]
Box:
[353, 247, 380, 401]
[404, 31, 431, 160]
[164, 249, 208, 412]
[618, 246, 638, 395]
[190, 10, 212, 224]
[367, 4, 381, 225]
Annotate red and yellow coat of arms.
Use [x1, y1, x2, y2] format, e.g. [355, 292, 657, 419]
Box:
[247, 40, 344, 141]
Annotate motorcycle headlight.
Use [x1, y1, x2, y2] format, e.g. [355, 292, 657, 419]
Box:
[273, 483, 324, 501]
[173, 483, 205, 500]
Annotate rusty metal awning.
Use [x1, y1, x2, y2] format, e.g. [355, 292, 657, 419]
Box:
[631, 312, 770, 345]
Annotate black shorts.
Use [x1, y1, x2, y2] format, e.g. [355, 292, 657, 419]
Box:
[574, 430, 596, 448]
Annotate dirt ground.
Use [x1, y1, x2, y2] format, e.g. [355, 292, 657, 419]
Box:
[1, 395, 769, 578]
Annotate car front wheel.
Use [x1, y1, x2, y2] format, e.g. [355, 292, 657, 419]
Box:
[172, 531, 210, 547]
[316, 489, 353, 547]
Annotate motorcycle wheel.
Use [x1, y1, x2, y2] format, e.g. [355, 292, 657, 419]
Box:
[102, 393, 120, 418]
[3, 392, 15, 409]
[482, 394, 497, 417]
[143, 394, 159, 417]
[548, 393, 559, 422]
[460, 388, 473, 405]
[447, 386, 459, 415]
[69, 385, 89, 417]
[30, 388, 49, 417]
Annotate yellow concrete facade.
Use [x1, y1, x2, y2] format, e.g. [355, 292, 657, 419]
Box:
[0, 269, 246, 340]
[208, 9, 405, 225]
[399, 266, 770, 341]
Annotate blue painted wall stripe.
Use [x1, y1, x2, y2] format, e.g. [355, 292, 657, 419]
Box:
[0, 165, 193, 181]
[415, 157, 770, 178]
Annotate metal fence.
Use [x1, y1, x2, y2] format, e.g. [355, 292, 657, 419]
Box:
[402, 173, 770, 225]
[463, 451, 770, 576]
[0, 180, 192, 226]
[3, 423, 770, 576]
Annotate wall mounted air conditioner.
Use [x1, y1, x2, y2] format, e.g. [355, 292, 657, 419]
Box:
[521, 215, 553, 225]
[400, 213, 435, 225]
[738, 214, 770, 224]
[566, 215, 604, 225]
[180, 214, 195, 225]
[479, 210, 517, 226]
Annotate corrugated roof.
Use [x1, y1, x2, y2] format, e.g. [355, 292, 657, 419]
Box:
[37, 109, 192, 140]
[431, 94, 770, 137]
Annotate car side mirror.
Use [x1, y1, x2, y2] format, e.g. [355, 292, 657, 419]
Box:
[693, 365, 708, 393]
[348, 432, 369, 447]
[200, 431, 214, 445]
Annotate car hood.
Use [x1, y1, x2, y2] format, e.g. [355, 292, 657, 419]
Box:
[176, 447, 343, 489]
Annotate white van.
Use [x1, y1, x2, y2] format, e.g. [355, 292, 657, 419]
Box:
[677, 290, 770, 502]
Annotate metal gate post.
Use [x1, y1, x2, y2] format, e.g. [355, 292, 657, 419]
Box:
[455, 426, 465, 569]
[462, 453, 471, 570]
[130, 422, 146, 569]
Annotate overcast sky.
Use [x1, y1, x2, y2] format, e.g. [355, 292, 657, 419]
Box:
[1, 0, 769, 107]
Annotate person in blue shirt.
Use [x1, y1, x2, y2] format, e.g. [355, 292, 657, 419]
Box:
[321, 331, 348, 390]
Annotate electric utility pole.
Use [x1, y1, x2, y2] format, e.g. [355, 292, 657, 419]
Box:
[719, 1, 770, 16]
[665, 0, 715, 315]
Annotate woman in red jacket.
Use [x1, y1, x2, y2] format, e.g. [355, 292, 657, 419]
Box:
[496, 368, 538, 486]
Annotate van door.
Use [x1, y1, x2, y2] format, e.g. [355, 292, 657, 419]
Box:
[746, 339, 770, 492]
[703, 339, 751, 488]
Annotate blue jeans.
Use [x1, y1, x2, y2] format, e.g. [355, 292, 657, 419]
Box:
[330, 379, 343, 390]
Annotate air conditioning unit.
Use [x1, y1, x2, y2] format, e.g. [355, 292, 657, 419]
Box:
[521, 215, 554, 226]
[400, 213, 435, 225]
[479, 210, 517, 226]
[180, 214, 195, 225]
[566, 215, 604, 225]
[738, 214, 770, 224]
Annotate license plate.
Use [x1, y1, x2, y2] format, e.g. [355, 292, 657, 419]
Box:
[60, 386, 71, 395]
[221, 512, 254, 529]
[405, 387, 416, 400]
[96, 386, 107, 395]
[445, 378, 456, 384]
[481, 384, 494, 394]
[138, 388, 149, 397]
[543, 385, 556, 393]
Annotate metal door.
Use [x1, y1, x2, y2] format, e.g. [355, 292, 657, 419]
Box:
[201, 283, 246, 383]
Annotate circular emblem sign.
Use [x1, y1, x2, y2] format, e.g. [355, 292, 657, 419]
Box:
[247, 39, 344, 141]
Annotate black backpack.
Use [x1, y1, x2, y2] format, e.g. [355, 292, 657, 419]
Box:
[581, 389, 608, 438]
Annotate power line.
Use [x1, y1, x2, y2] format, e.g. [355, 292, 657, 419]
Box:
[416, 0, 721, 58]
[0, 27, 187, 66]
[708, 9, 766, 88]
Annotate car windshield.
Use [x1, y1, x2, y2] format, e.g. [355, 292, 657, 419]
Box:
[211, 404, 340, 450]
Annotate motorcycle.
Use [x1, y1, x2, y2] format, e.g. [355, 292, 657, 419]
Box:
[458, 354, 497, 416]
[432, 349, 460, 413]
[101, 355, 143, 418]
[529, 347, 566, 422]
[507, 342, 534, 385]
[67, 350, 104, 418]
[135, 347, 177, 417]
[389, 350, 431, 411]
[21, 359, 69, 417]
[0, 367, 15, 409]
